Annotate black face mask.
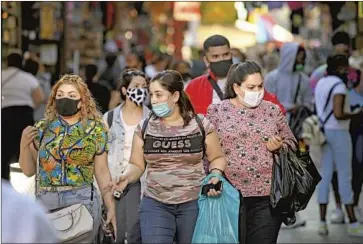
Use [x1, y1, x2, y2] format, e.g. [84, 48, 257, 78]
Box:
[55, 98, 81, 116]
[208, 59, 233, 78]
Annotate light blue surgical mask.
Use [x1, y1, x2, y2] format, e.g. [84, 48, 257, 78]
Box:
[152, 100, 175, 118]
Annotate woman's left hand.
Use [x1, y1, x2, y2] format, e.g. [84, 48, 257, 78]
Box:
[266, 136, 283, 152]
[207, 176, 222, 197]
[106, 209, 117, 241]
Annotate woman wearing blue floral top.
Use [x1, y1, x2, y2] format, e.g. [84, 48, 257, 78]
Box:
[19, 74, 117, 242]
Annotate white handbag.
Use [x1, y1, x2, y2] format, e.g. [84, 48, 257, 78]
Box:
[35, 153, 94, 242]
[47, 204, 94, 243]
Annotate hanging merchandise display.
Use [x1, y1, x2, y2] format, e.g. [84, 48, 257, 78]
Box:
[65, 2, 104, 73]
[173, 2, 201, 22]
[287, 2, 305, 35]
[20, 2, 64, 83]
[40, 4, 56, 40]
[144, 2, 173, 52]
[40, 44, 58, 66]
[1, 1, 21, 63]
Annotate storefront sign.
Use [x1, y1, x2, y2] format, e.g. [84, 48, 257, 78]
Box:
[173, 2, 201, 22]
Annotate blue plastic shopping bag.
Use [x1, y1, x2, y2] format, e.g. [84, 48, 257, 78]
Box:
[192, 174, 240, 243]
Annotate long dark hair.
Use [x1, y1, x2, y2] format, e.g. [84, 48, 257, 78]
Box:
[326, 54, 349, 76]
[224, 60, 263, 99]
[151, 70, 195, 126]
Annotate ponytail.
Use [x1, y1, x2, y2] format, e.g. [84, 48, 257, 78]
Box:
[224, 63, 240, 99]
[178, 90, 195, 126]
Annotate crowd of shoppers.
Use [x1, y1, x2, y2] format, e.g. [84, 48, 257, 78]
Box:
[2, 29, 363, 243]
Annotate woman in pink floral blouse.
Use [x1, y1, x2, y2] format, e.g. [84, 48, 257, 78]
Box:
[206, 61, 297, 244]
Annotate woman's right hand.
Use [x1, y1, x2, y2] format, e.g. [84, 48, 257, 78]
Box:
[20, 126, 38, 149]
[114, 174, 129, 193]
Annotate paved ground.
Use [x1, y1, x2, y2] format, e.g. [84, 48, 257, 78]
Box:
[9, 163, 363, 243]
[277, 190, 363, 243]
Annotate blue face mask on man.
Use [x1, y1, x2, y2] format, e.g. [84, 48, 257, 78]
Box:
[152, 97, 176, 118]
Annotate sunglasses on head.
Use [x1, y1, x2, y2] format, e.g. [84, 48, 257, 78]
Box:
[123, 70, 146, 78]
[161, 70, 184, 80]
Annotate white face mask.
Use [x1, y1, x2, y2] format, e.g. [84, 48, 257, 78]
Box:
[239, 87, 264, 108]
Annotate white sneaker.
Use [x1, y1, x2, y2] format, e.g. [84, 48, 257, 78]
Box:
[318, 222, 329, 236]
[347, 222, 363, 237]
[330, 208, 345, 224]
[354, 207, 363, 223]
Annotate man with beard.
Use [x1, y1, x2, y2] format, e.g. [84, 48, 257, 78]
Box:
[186, 35, 286, 116]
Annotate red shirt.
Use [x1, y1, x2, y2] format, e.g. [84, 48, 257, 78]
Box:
[186, 70, 286, 115]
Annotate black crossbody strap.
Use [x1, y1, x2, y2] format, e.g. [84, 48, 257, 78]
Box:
[194, 115, 206, 158]
[141, 112, 153, 139]
[293, 74, 301, 104]
[207, 75, 224, 100]
[323, 82, 341, 112]
[318, 82, 342, 126]
[2, 70, 19, 88]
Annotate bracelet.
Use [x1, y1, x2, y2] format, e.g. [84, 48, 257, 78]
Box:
[210, 168, 224, 174]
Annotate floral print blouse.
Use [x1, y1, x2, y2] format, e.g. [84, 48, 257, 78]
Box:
[207, 99, 296, 197]
[33, 117, 108, 187]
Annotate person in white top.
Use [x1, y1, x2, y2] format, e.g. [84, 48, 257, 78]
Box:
[1, 180, 58, 243]
[314, 54, 363, 236]
[103, 69, 150, 244]
[1, 53, 45, 180]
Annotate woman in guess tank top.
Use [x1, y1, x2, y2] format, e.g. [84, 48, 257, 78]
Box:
[113, 70, 227, 244]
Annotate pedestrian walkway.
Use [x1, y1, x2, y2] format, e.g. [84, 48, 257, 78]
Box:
[8, 163, 363, 243]
[277, 190, 363, 243]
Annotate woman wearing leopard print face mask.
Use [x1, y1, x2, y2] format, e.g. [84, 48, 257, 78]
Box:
[103, 69, 150, 244]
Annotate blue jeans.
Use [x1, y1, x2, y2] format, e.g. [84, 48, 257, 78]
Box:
[318, 129, 354, 205]
[139, 196, 199, 244]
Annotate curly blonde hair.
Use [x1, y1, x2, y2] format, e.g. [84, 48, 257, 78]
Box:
[44, 74, 103, 125]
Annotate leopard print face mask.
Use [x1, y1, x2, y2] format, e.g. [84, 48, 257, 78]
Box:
[126, 88, 148, 106]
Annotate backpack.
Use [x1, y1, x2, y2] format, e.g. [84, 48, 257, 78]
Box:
[141, 113, 207, 158]
[301, 82, 342, 146]
[288, 74, 313, 139]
